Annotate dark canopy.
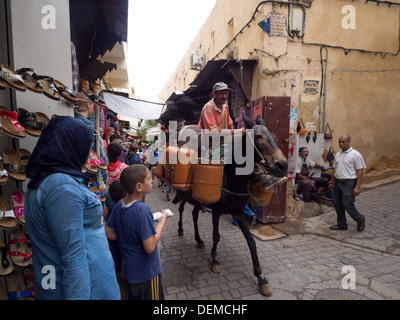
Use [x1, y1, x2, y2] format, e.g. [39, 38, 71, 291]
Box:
[158, 59, 257, 124]
[69, 0, 128, 82]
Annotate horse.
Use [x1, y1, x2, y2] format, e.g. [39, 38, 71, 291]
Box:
[166, 115, 288, 296]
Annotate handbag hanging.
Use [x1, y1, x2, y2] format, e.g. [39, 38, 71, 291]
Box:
[299, 118, 307, 135]
[324, 123, 332, 139]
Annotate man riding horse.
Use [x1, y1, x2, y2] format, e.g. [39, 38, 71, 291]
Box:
[198, 82, 287, 191]
[155, 82, 288, 296]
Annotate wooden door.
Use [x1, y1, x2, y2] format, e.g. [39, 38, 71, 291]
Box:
[260, 96, 290, 223]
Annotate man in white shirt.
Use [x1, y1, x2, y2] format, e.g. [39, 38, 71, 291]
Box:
[295, 147, 329, 201]
[329, 134, 366, 231]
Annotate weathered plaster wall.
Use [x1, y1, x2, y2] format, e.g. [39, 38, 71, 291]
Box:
[160, 0, 400, 176]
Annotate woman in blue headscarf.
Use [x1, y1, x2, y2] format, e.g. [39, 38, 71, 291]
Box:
[25, 116, 120, 300]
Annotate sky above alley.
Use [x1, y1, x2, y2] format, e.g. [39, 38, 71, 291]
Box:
[128, 0, 217, 103]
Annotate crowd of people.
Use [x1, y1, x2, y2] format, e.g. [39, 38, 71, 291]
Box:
[22, 81, 366, 301]
[24, 94, 169, 300]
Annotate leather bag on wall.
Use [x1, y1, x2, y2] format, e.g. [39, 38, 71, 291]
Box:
[324, 123, 332, 139]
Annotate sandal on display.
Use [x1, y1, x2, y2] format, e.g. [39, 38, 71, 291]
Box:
[0, 162, 8, 185]
[0, 194, 17, 229]
[2, 149, 26, 181]
[0, 69, 7, 90]
[16, 68, 44, 93]
[36, 112, 50, 131]
[0, 237, 13, 276]
[0, 65, 26, 91]
[0, 106, 26, 138]
[84, 161, 98, 173]
[11, 189, 26, 225]
[85, 150, 108, 172]
[5, 270, 31, 300]
[35, 75, 61, 101]
[89, 179, 106, 202]
[0, 282, 8, 300]
[22, 267, 35, 299]
[17, 108, 42, 137]
[90, 150, 107, 170]
[8, 229, 31, 267]
[18, 149, 31, 174]
[54, 80, 77, 103]
[83, 89, 107, 107]
[24, 229, 32, 256]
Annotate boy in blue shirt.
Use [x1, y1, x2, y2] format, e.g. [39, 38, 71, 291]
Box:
[105, 165, 167, 300]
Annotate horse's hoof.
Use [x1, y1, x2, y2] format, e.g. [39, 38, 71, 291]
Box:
[178, 231, 184, 237]
[197, 242, 205, 249]
[258, 283, 272, 297]
[211, 264, 221, 273]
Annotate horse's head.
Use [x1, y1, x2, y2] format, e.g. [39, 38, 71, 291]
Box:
[243, 115, 288, 178]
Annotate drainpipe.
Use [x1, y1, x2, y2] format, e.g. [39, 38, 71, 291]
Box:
[320, 45, 328, 133]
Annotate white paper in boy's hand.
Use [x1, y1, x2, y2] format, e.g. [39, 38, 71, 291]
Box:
[153, 209, 174, 221]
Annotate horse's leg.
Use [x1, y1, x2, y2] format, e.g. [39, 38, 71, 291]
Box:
[192, 205, 205, 249]
[234, 212, 272, 297]
[210, 212, 221, 273]
[178, 200, 186, 236]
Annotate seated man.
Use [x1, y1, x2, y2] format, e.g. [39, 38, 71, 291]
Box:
[295, 147, 329, 201]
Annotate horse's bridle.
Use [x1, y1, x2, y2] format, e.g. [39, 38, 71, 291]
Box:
[246, 127, 270, 175]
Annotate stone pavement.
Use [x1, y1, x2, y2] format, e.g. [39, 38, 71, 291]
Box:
[147, 178, 400, 300]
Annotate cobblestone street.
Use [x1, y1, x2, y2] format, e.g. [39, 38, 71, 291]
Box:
[146, 179, 400, 300]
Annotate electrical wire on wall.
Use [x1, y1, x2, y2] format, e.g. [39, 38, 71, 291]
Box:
[212, 0, 306, 61]
[211, 0, 400, 61]
[206, 0, 400, 133]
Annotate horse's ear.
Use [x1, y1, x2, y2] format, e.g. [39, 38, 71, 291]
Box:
[255, 115, 266, 126]
[242, 115, 253, 129]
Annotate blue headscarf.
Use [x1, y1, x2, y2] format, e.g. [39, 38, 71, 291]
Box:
[27, 116, 93, 189]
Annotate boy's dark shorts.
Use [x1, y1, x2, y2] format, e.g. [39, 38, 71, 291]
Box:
[127, 274, 164, 300]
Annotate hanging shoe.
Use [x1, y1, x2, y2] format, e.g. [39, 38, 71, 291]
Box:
[16, 68, 43, 93]
[0, 107, 26, 138]
[5, 270, 31, 300]
[0, 65, 26, 91]
[306, 132, 311, 143]
[0, 237, 13, 276]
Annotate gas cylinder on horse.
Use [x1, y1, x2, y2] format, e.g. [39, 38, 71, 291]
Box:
[192, 159, 224, 204]
[172, 147, 197, 190]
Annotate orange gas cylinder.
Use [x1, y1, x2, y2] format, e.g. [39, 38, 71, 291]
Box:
[249, 184, 273, 207]
[172, 147, 197, 190]
[192, 160, 224, 204]
[163, 147, 177, 183]
[154, 151, 165, 180]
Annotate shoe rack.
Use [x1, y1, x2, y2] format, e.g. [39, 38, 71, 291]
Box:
[0, 1, 108, 298]
[0, 69, 78, 300]
[0, 76, 35, 300]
